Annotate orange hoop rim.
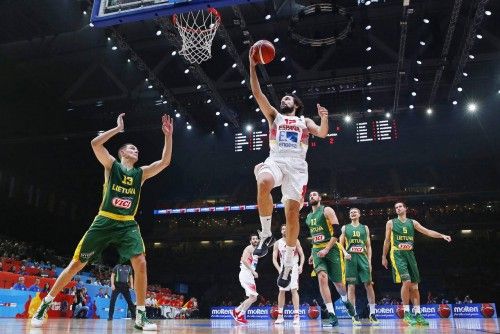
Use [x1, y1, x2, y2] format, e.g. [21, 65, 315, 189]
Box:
[172, 8, 221, 34]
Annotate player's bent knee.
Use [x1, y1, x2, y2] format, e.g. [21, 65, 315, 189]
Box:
[67, 260, 86, 274]
[249, 295, 258, 302]
[257, 176, 274, 192]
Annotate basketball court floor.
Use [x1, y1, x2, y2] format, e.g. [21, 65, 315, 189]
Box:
[3, 318, 499, 334]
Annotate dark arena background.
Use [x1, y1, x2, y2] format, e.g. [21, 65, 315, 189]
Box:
[0, 0, 499, 333]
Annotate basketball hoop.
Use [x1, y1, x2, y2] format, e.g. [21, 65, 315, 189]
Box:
[173, 8, 221, 64]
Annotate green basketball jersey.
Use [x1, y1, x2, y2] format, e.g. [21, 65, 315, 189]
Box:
[306, 206, 336, 246]
[390, 218, 415, 251]
[345, 223, 368, 255]
[98, 160, 143, 220]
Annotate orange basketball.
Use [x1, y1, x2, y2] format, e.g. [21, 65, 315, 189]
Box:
[252, 40, 275, 64]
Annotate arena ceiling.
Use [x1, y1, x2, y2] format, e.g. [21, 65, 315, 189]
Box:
[0, 0, 499, 136]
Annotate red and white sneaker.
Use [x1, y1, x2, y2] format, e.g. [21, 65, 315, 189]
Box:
[293, 314, 300, 326]
[232, 309, 248, 324]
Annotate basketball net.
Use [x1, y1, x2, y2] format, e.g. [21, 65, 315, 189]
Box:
[173, 8, 221, 64]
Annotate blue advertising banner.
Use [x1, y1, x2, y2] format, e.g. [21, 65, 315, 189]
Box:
[210, 306, 321, 320]
[94, 297, 128, 319]
[0, 290, 36, 317]
[452, 303, 497, 318]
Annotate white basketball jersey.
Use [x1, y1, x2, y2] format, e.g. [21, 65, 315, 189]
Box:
[277, 238, 299, 266]
[240, 251, 258, 273]
[269, 113, 309, 159]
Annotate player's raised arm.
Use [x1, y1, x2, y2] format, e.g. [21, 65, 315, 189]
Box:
[141, 114, 173, 182]
[413, 221, 452, 242]
[90, 113, 125, 169]
[305, 104, 329, 138]
[382, 220, 392, 269]
[249, 46, 278, 124]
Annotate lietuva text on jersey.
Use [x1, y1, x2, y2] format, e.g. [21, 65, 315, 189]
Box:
[111, 184, 137, 195]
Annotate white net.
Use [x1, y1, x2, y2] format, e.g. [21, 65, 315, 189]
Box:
[173, 8, 221, 64]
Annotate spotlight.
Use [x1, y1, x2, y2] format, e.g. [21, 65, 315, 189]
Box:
[423, 18, 430, 23]
[221, 44, 227, 49]
[89, 22, 94, 27]
[344, 115, 352, 123]
[367, 108, 372, 113]
[162, 101, 167, 104]
[463, 72, 468, 77]
[232, 63, 237, 68]
[385, 112, 391, 118]
[184, 69, 190, 74]
[426, 108, 433, 115]
[255, 108, 260, 112]
[416, 60, 422, 65]
[485, 10, 492, 16]
[457, 87, 463, 92]
[274, 37, 279, 43]
[292, 90, 297, 94]
[216, 111, 220, 116]
[476, 34, 483, 39]
[224, 122, 228, 127]
[207, 99, 212, 104]
[365, 25, 372, 30]
[281, 56, 286, 62]
[83, 10, 87, 15]
[286, 74, 292, 79]
[246, 124, 253, 132]
[171, 51, 177, 56]
[365, 1, 371, 5]
[414, 77, 419, 82]
[452, 100, 458, 105]
[127, 58, 131, 63]
[107, 37, 111, 41]
[420, 41, 426, 46]
[145, 78, 149, 82]
[261, 118, 266, 123]
[241, 79, 246, 84]
[411, 91, 416, 96]
[111, 46, 117, 50]
[187, 124, 192, 130]
[467, 103, 477, 112]
[197, 85, 202, 90]
[148, 85, 153, 89]
[366, 46, 372, 51]
[409, 104, 414, 109]
[366, 65, 372, 70]
[175, 113, 181, 118]
[367, 82, 372, 86]
[156, 30, 162, 36]
[265, 14, 271, 20]
[249, 95, 253, 99]
[469, 54, 475, 59]
[366, 96, 372, 101]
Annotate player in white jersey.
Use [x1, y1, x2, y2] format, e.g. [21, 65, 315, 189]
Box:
[232, 233, 260, 324]
[272, 224, 305, 325]
[249, 47, 329, 290]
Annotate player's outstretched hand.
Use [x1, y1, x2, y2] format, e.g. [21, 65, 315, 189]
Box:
[317, 104, 328, 119]
[382, 257, 388, 269]
[162, 114, 173, 137]
[249, 46, 257, 67]
[116, 113, 125, 132]
[442, 235, 452, 242]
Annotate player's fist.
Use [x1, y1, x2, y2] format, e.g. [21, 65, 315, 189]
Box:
[308, 255, 313, 265]
[252, 271, 259, 279]
[317, 104, 328, 119]
[442, 235, 452, 242]
[345, 253, 352, 261]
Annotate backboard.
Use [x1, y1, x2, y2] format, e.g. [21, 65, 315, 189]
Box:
[91, 0, 262, 27]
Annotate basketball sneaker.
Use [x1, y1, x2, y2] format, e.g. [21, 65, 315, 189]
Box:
[253, 230, 275, 257]
[323, 312, 338, 327]
[403, 311, 417, 326]
[343, 300, 356, 317]
[274, 314, 284, 325]
[232, 309, 248, 325]
[31, 298, 52, 327]
[135, 309, 157, 331]
[415, 313, 429, 326]
[369, 313, 380, 325]
[277, 265, 292, 288]
[352, 314, 361, 326]
[293, 313, 300, 326]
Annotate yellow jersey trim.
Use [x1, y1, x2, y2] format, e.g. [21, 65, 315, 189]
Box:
[98, 210, 135, 221]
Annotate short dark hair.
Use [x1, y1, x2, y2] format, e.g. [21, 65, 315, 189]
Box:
[118, 143, 134, 159]
[309, 190, 321, 198]
[249, 233, 259, 241]
[285, 93, 304, 115]
[394, 201, 407, 208]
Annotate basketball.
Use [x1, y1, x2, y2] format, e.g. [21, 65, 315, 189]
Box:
[270, 306, 279, 319]
[396, 304, 405, 319]
[480, 303, 495, 318]
[307, 306, 320, 319]
[252, 40, 275, 64]
[438, 304, 451, 318]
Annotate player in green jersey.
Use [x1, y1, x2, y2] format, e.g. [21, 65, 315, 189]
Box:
[340, 208, 378, 325]
[306, 191, 355, 327]
[382, 201, 451, 327]
[32, 113, 173, 331]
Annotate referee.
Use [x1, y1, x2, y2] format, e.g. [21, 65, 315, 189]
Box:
[108, 263, 136, 320]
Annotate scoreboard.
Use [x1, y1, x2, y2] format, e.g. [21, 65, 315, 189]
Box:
[234, 119, 398, 152]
